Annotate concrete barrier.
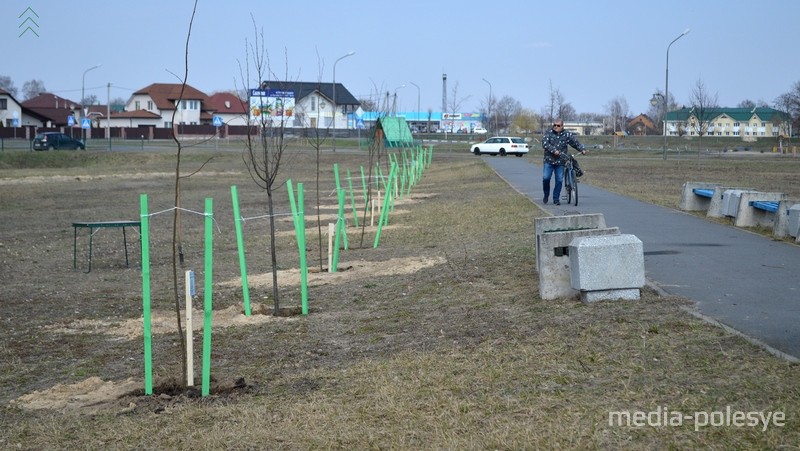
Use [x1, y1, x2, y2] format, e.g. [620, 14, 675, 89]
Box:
[535, 214, 607, 272]
[733, 191, 786, 228]
[679, 182, 720, 211]
[534, 214, 619, 300]
[569, 234, 645, 303]
[788, 205, 800, 241]
[706, 186, 755, 218]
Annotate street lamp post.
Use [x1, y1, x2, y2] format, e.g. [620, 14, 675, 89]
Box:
[332, 51, 355, 152]
[409, 82, 420, 131]
[663, 29, 689, 160]
[392, 85, 405, 116]
[481, 78, 492, 132]
[81, 64, 101, 144]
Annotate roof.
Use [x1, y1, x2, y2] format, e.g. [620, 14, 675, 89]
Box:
[207, 92, 248, 114]
[19, 93, 80, 126]
[258, 81, 360, 106]
[110, 110, 162, 119]
[666, 107, 790, 122]
[132, 83, 210, 111]
[21, 92, 79, 109]
[375, 116, 414, 147]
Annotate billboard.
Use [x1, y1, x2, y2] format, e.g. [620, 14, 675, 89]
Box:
[249, 89, 295, 122]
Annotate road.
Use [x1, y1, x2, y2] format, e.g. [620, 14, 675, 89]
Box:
[483, 155, 800, 361]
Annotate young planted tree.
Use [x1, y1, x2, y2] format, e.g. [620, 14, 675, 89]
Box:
[239, 17, 292, 315]
[167, 0, 217, 385]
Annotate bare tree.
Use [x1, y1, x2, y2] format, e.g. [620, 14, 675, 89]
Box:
[774, 80, 800, 132]
[22, 79, 46, 100]
[0, 75, 18, 97]
[688, 78, 719, 137]
[167, 0, 223, 386]
[544, 80, 564, 124]
[494, 95, 522, 131]
[445, 82, 470, 135]
[239, 16, 293, 315]
[559, 102, 576, 121]
[605, 96, 629, 134]
[358, 97, 377, 111]
[82, 94, 99, 106]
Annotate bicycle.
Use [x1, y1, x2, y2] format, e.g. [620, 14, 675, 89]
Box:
[561, 154, 583, 206]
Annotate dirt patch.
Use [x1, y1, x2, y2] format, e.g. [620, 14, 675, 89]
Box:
[9, 377, 140, 414]
[13, 255, 443, 412]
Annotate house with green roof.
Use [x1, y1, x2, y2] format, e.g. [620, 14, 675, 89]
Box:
[665, 107, 791, 138]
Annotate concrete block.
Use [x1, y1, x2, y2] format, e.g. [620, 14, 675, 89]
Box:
[534, 214, 607, 273]
[581, 289, 641, 303]
[722, 190, 755, 217]
[772, 200, 800, 238]
[733, 191, 786, 228]
[569, 234, 645, 298]
[679, 182, 719, 211]
[535, 218, 619, 300]
[706, 186, 754, 218]
[787, 204, 800, 238]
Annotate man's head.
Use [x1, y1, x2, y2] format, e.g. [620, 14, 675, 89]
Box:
[552, 119, 564, 133]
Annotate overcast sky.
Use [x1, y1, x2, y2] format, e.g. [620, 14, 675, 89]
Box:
[4, 0, 799, 116]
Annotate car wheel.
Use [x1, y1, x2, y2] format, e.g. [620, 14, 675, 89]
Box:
[473, 148, 481, 155]
[48, 144, 55, 150]
[515, 153, 523, 157]
[499, 148, 506, 156]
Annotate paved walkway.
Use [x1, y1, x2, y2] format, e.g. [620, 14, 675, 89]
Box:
[482, 156, 800, 360]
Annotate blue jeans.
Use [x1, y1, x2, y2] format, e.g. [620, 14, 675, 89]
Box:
[542, 162, 564, 202]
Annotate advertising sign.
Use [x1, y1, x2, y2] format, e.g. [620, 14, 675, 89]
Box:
[249, 89, 295, 122]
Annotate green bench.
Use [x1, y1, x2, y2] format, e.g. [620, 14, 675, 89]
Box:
[73, 220, 141, 272]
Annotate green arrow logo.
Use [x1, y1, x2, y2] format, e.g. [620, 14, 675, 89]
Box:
[18, 7, 40, 38]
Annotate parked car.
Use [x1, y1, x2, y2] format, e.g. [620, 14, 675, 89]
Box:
[473, 127, 488, 134]
[470, 136, 529, 157]
[33, 132, 85, 150]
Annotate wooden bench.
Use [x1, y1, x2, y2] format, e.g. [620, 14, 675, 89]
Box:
[73, 220, 141, 272]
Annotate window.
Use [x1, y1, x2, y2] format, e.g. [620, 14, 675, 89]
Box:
[147, 101, 154, 110]
[0, 99, 7, 109]
[311, 97, 316, 112]
[135, 101, 141, 110]
[164, 121, 172, 128]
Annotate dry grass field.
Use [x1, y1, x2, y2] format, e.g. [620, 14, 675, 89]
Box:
[1, 140, 799, 449]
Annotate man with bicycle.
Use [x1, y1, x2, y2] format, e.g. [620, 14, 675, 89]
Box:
[541, 119, 587, 205]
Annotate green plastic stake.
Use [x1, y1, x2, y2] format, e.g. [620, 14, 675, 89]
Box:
[332, 188, 347, 271]
[201, 197, 213, 397]
[338, 187, 348, 250]
[140, 194, 153, 396]
[230, 186, 251, 316]
[287, 180, 309, 315]
[360, 165, 368, 205]
[297, 183, 308, 315]
[374, 162, 397, 248]
[347, 169, 359, 227]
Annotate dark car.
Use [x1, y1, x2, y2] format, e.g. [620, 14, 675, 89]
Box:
[33, 132, 85, 150]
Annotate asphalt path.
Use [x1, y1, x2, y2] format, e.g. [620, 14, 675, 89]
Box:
[482, 155, 800, 361]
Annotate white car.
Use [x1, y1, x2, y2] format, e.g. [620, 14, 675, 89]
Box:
[473, 127, 488, 134]
[470, 136, 529, 157]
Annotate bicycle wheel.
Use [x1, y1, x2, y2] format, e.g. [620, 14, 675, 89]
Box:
[564, 167, 573, 204]
[573, 175, 579, 206]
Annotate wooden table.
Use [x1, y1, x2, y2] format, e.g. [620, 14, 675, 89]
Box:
[72, 221, 141, 272]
